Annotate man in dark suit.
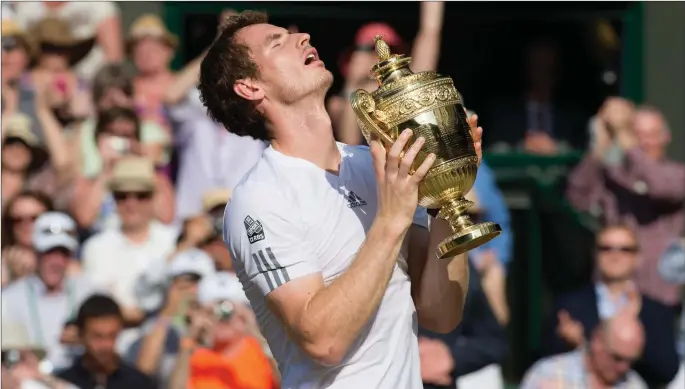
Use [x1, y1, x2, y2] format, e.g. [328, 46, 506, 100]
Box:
[420, 259, 509, 389]
[543, 224, 680, 387]
[484, 37, 587, 154]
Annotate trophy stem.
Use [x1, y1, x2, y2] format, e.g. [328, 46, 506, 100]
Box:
[434, 198, 502, 259]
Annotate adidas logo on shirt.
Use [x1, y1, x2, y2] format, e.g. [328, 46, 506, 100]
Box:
[244, 215, 265, 244]
[344, 191, 367, 208]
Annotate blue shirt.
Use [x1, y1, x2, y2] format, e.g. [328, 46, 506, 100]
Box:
[469, 161, 513, 267]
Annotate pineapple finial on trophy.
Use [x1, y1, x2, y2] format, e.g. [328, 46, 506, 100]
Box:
[374, 35, 391, 61]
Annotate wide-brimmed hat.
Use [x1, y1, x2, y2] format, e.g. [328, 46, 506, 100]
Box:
[202, 189, 232, 213]
[126, 14, 178, 54]
[109, 157, 156, 193]
[338, 22, 407, 79]
[28, 17, 95, 66]
[1, 322, 47, 360]
[1, 19, 36, 56]
[2, 113, 48, 171]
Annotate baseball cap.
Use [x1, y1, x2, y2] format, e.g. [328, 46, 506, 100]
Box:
[197, 272, 249, 306]
[339, 22, 406, 78]
[166, 248, 216, 280]
[32, 212, 78, 253]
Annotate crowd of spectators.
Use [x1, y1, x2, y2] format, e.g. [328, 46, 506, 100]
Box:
[1, 2, 683, 389]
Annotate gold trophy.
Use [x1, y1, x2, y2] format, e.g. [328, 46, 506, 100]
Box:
[350, 36, 501, 259]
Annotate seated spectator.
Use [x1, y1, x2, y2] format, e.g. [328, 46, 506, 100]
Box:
[167, 272, 277, 389]
[658, 237, 685, 389]
[523, 313, 647, 388]
[484, 37, 586, 154]
[71, 110, 175, 231]
[76, 63, 171, 180]
[25, 17, 93, 129]
[57, 295, 155, 389]
[80, 157, 178, 340]
[128, 249, 216, 388]
[2, 212, 99, 371]
[164, 44, 266, 223]
[128, 15, 176, 132]
[544, 224, 680, 386]
[1, 321, 78, 389]
[419, 259, 508, 389]
[13, 1, 123, 82]
[1, 190, 54, 285]
[2, 110, 72, 211]
[1, 19, 33, 125]
[567, 98, 685, 307]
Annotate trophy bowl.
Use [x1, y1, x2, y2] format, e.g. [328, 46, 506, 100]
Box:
[350, 36, 501, 259]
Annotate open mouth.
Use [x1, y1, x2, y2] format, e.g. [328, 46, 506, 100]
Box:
[304, 48, 320, 66]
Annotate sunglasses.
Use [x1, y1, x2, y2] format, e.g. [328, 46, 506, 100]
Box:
[113, 192, 153, 201]
[10, 214, 40, 224]
[596, 245, 639, 254]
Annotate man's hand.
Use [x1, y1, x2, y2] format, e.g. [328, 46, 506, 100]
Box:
[419, 337, 454, 386]
[556, 310, 585, 348]
[160, 283, 187, 318]
[371, 129, 435, 228]
[600, 97, 637, 150]
[187, 309, 214, 344]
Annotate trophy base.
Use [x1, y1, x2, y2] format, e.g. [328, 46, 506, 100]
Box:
[436, 222, 502, 260]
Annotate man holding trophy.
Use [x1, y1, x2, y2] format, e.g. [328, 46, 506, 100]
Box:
[198, 10, 501, 389]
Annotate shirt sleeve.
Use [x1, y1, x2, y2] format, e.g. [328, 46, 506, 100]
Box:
[413, 206, 429, 229]
[224, 185, 321, 297]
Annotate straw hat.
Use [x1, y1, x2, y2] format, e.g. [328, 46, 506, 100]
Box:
[126, 14, 178, 53]
[1, 19, 36, 56]
[2, 113, 48, 172]
[1, 322, 47, 360]
[108, 157, 156, 193]
[202, 189, 232, 213]
[28, 17, 94, 65]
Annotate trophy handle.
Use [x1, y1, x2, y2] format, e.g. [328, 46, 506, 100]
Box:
[350, 89, 395, 146]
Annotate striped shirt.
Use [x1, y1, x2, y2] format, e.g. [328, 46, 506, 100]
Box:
[521, 350, 646, 389]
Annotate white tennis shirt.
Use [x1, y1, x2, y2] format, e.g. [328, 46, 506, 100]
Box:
[224, 142, 428, 389]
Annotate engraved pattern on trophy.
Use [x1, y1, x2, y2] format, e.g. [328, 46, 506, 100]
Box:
[350, 36, 502, 259]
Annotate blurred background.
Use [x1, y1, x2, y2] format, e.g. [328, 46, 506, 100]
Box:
[1, 2, 683, 389]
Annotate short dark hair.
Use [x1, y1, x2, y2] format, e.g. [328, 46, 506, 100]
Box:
[95, 106, 141, 141]
[198, 11, 270, 141]
[92, 64, 134, 104]
[75, 294, 123, 332]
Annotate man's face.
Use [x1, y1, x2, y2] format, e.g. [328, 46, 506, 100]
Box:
[589, 329, 641, 384]
[114, 190, 153, 229]
[1, 37, 29, 83]
[82, 316, 122, 367]
[235, 23, 333, 106]
[202, 301, 246, 349]
[38, 247, 71, 289]
[595, 228, 638, 282]
[97, 87, 133, 111]
[634, 110, 669, 160]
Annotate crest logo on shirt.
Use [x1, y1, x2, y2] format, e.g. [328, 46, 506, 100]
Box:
[244, 215, 265, 244]
[345, 191, 367, 208]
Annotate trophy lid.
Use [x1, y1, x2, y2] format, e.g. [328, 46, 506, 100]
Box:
[371, 35, 414, 85]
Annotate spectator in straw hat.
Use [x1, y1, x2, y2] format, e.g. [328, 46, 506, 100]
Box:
[1, 19, 34, 117]
[127, 14, 178, 131]
[330, 2, 444, 145]
[1, 110, 73, 211]
[80, 157, 178, 347]
[26, 17, 93, 129]
[1, 322, 78, 389]
[13, 1, 123, 82]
